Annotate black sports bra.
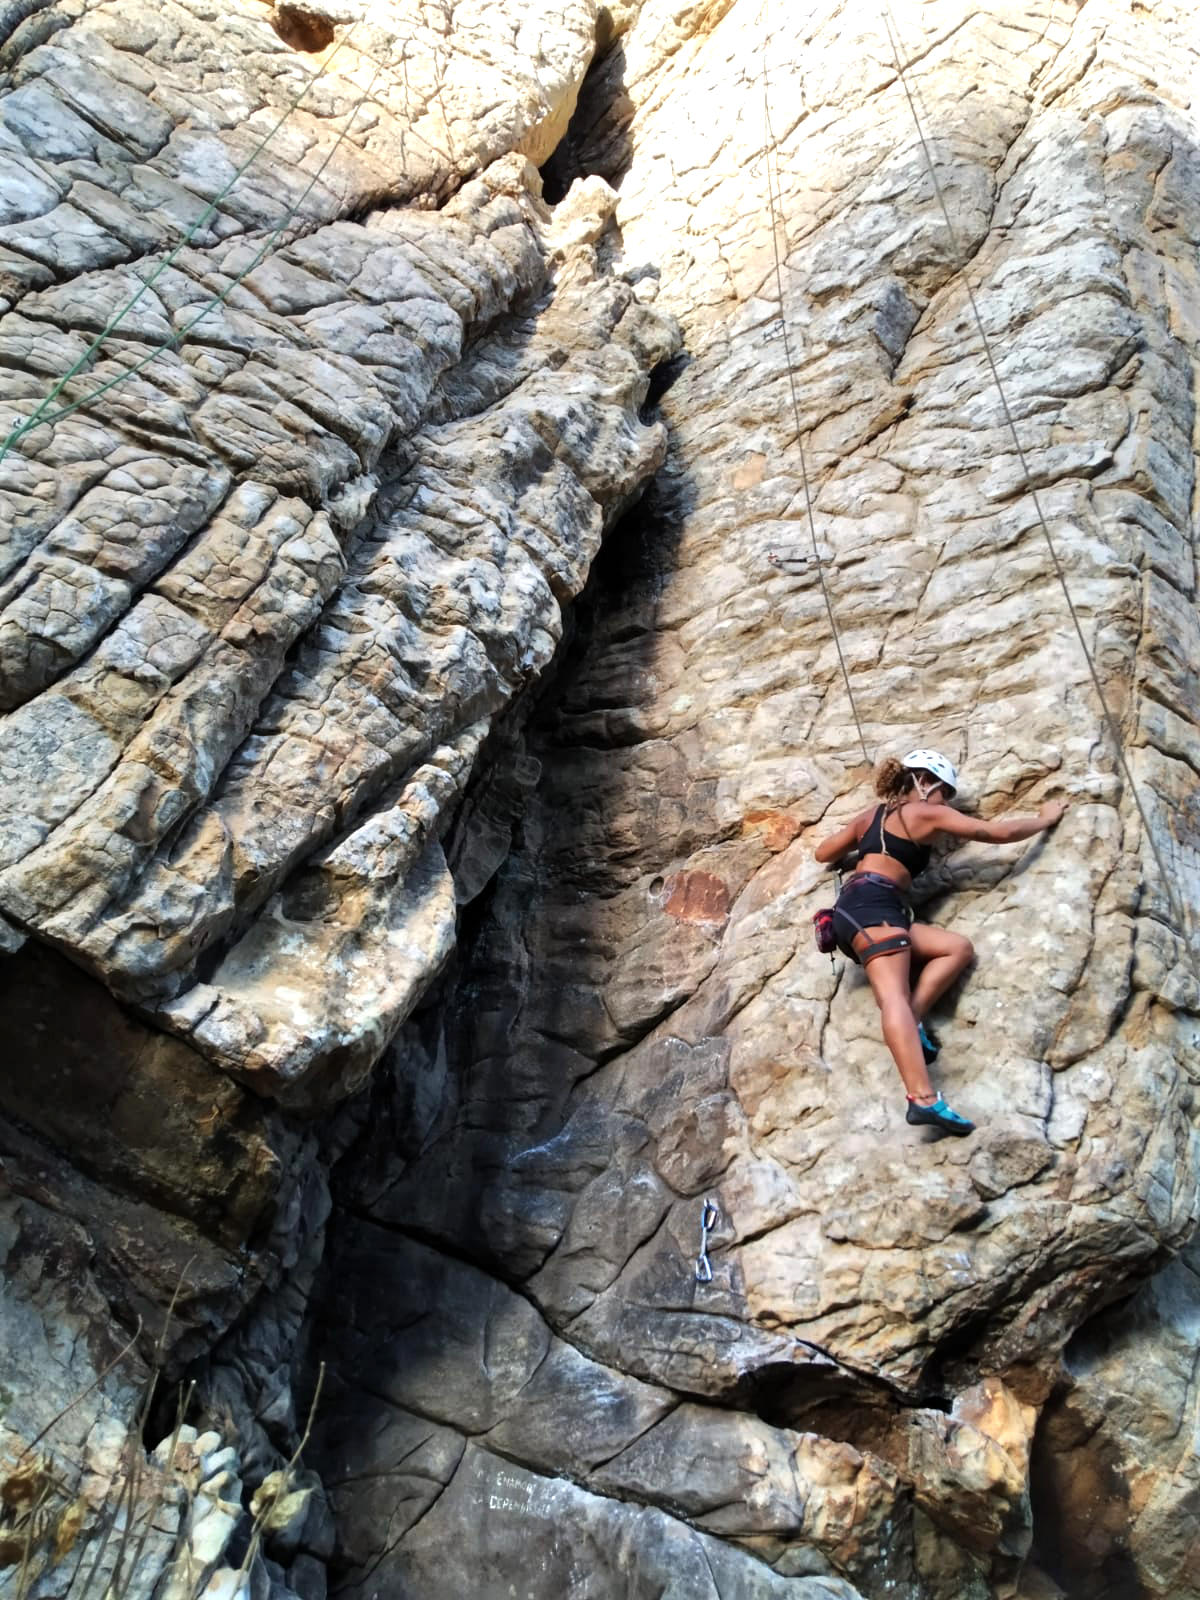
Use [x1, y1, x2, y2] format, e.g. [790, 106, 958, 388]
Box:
[859, 804, 931, 876]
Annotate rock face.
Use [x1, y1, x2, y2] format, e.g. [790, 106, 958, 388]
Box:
[1031, 1237, 1200, 1598]
[2, 1, 1200, 1598]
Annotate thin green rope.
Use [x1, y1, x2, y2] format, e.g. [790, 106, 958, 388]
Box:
[0, 20, 361, 465]
[4, 51, 386, 447]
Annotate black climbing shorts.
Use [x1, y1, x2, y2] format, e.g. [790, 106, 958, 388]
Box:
[832, 872, 913, 963]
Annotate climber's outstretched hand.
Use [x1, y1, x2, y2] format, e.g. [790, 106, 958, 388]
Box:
[1039, 798, 1068, 828]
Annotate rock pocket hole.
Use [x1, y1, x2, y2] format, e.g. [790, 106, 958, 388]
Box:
[272, 4, 336, 52]
[648, 875, 665, 897]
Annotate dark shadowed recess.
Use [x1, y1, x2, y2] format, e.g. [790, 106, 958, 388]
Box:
[303, 380, 693, 1594]
[271, 3, 335, 53]
[317, 353, 691, 1250]
[1026, 1291, 1147, 1600]
[540, 35, 633, 202]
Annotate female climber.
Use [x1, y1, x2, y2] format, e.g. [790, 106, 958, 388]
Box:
[813, 749, 1067, 1136]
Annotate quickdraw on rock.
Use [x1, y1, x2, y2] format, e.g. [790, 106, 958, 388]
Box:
[766, 546, 813, 574]
[694, 1197, 720, 1284]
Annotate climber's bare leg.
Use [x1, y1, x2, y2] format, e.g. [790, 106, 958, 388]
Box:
[854, 925, 935, 1102]
[907, 922, 974, 1022]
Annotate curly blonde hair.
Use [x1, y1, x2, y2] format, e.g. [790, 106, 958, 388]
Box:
[874, 756, 915, 803]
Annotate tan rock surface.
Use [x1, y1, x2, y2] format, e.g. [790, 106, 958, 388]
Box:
[0, 2, 675, 1104]
[2, 0, 1200, 1596]
[1030, 1236, 1200, 1597]
[323, 0, 1200, 1593]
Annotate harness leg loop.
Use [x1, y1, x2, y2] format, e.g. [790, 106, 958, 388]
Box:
[860, 933, 912, 965]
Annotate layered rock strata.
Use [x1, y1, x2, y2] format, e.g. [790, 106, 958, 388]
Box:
[1, 0, 1200, 1598]
[0, 4, 673, 1597]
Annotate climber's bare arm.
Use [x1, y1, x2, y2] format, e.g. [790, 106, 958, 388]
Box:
[814, 806, 874, 864]
[922, 798, 1067, 845]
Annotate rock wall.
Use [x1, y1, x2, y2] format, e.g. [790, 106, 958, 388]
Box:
[1, 1, 1200, 1598]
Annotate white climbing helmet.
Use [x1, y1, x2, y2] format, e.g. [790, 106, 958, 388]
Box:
[902, 749, 958, 797]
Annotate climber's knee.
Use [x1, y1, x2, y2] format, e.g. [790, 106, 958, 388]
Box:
[879, 992, 915, 1031]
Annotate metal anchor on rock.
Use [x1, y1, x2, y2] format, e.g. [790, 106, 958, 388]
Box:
[766, 545, 813, 574]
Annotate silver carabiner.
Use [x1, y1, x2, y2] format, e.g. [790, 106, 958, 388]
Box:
[694, 1197, 720, 1283]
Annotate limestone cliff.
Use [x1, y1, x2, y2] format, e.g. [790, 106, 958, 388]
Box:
[1, 2, 1199, 1598]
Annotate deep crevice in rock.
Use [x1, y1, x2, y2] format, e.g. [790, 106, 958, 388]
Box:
[539, 35, 632, 204]
[1026, 1377, 1139, 1600]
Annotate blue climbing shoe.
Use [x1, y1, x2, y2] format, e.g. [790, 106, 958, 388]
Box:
[906, 1096, 975, 1136]
[917, 1022, 940, 1065]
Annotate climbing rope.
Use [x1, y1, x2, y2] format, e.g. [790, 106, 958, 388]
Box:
[760, 4, 873, 768]
[0, 44, 388, 461]
[0, 22, 367, 467]
[880, 2, 1197, 974]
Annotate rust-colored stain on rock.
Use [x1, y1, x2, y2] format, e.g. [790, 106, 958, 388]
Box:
[742, 810, 801, 852]
[663, 871, 731, 924]
[731, 451, 767, 489]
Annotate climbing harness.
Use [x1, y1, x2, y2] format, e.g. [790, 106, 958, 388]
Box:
[813, 907, 911, 966]
[694, 1197, 719, 1284]
[855, 930, 912, 965]
[0, 23, 366, 467]
[880, 2, 1197, 983]
[813, 874, 912, 966]
[813, 798, 922, 965]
